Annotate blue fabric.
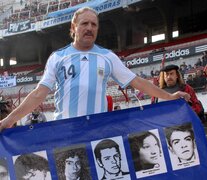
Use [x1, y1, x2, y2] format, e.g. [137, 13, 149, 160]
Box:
[0, 99, 207, 180]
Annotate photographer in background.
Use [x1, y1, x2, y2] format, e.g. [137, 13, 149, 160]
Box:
[0, 96, 13, 121]
[25, 106, 47, 125]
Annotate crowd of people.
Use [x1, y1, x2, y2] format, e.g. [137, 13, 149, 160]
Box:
[1, 0, 88, 29]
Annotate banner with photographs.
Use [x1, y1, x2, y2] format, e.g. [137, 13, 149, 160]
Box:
[0, 99, 207, 180]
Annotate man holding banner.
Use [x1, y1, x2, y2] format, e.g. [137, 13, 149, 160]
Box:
[0, 7, 190, 131]
[151, 64, 205, 123]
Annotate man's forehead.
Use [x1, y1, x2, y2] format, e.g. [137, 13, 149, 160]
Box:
[78, 10, 97, 19]
[164, 69, 177, 74]
[171, 131, 191, 140]
[100, 147, 118, 156]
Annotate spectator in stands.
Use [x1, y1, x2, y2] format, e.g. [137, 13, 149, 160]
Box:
[180, 62, 187, 72]
[187, 64, 193, 71]
[151, 64, 205, 123]
[193, 69, 207, 90]
[195, 58, 203, 67]
[202, 56, 207, 67]
[0, 7, 190, 131]
[150, 68, 155, 77]
[25, 106, 47, 125]
[139, 71, 147, 78]
[180, 62, 188, 77]
[186, 74, 195, 88]
[202, 52, 207, 66]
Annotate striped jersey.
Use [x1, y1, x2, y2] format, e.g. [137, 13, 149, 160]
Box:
[39, 43, 136, 120]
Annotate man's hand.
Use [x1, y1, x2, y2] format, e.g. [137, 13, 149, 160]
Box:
[172, 91, 191, 101]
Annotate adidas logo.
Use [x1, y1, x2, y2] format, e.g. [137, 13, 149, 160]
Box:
[81, 56, 88, 61]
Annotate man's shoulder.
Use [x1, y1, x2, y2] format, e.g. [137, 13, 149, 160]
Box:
[53, 44, 73, 56]
[184, 83, 194, 91]
[94, 44, 115, 55]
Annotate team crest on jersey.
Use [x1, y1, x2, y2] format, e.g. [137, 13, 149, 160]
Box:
[98, 67, 104, 76]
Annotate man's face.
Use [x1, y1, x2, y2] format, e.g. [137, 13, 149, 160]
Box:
[72, 10, 98, 50]
[170, 131, 194, 161]
[0, 165, 9, 180]
[65, 156, 81, 180]
[99, 147, 121, 175]
[22, 169, 46, 180]
[139, 135, 161, 165]
[164, 70, 178, 87]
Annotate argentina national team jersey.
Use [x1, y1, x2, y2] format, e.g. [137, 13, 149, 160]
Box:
[39, 44, 136, 120]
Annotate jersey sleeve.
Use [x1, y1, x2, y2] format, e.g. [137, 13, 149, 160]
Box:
[108, 52, 136, 88]
[38, 53, 57, 91]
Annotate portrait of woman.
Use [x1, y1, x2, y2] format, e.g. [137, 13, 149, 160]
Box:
[128, 129, 167, 178]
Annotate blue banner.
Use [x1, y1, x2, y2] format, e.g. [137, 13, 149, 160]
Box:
[0, 99, 207, 180]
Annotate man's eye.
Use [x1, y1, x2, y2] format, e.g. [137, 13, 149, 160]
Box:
[104, 157, 110, 161]
[185, 137, 192, 141]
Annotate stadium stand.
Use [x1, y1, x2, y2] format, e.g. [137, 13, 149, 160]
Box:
[0, 0, 88, 29]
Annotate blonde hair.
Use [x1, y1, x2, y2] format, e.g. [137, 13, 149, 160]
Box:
[70, 7, 99, 39]
[159, 70, 185, 89]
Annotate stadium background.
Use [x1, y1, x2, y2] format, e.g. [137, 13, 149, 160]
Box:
[0, 0, 206, 127]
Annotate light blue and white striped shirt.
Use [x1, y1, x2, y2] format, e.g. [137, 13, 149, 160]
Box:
[39, 43, 136, 120]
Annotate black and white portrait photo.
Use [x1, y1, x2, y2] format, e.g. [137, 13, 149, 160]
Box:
[0, 158, 10, 180]
[13, 151, 51, 180]
[53, 145, 91, 180]
[164, 123, 200, 170]
[91, 136, 131, 180]
[128, 129, 167, 178]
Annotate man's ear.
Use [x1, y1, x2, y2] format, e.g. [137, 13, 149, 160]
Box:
[96, 159, 103, 168]
[71, 23, 75, 33]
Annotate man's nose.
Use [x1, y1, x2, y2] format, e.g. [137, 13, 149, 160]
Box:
[86, 23, 93, 30]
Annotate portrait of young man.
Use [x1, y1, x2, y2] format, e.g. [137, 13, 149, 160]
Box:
[0, 158, 10, 180]
[92, 136, 130, 180]
[53, 145, 91, 180]
[164, 123, 200, 170]
[128, 129, 167, 178]
[13, 151, 51, 180]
